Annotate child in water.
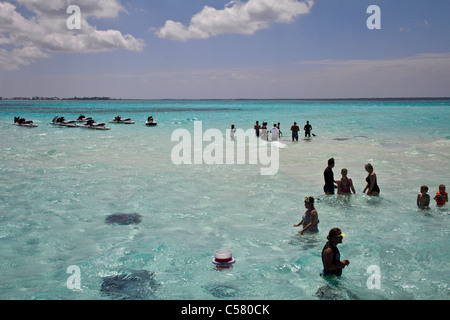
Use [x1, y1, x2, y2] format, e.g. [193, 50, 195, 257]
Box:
[416, 185, 430, 209]
[434, 184, 448, 207]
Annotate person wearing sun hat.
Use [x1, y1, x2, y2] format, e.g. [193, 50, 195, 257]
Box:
[321, 227, 350, 276]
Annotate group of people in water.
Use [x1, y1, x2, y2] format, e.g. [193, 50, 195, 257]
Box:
[417, 184, 448, 209]
[289, 121, 313, 141]
[14, 112, 447, 279]
[294, 157, 447, 277]
[245, 119, 447, 277]
[292, 157, 373, 277]
[252, 121, 282, 141]
[293, 196, 350, 276]
[229, 120, 313, 142]
[323, 158, 379, 196]
[294, 196, 349, 277]
[232, 120, 313, 142]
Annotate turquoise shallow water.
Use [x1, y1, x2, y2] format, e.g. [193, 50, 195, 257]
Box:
[0, 99, 449, 300]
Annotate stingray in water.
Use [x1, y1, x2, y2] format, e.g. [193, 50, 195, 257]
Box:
[105, 213, 142, 225]
[332, 137, 350, 141]
[204, 284, 239, 298]
[315, 283, 362, 300]
[100, 270, 159, 299]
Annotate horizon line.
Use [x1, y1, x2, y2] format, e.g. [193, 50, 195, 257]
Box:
[1, 97, 450, 101]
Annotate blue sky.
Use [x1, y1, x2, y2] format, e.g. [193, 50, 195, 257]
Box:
[0, 0, 449, 99]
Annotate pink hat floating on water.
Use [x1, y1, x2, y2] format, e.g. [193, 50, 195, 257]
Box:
[212, 249, 235, 268]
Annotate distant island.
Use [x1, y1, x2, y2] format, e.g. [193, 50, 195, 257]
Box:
[0, 96, 116, 101]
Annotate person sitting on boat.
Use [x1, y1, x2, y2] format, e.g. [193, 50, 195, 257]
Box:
[148, 116, 154, 122]
[115, 115, 121, 121]
[16, 117, 33, 125]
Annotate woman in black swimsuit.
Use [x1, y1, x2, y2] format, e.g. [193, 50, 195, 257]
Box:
[363, 163, 380, 196]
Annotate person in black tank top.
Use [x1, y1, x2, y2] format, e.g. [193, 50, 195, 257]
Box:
[321, 228, 350, 276]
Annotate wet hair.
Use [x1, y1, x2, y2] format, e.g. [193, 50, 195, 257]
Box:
[327, 227, 342, 240]
[420, 185, 428, 192]
[365, 163, 374, 171]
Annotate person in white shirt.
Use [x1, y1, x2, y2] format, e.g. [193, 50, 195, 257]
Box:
[270, 124, 279, 141]
[260, 122, 268, 141]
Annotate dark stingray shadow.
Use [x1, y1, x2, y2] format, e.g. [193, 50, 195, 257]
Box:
[100, 270, 159, 300]
[203, 284, 239, 298]
[105, 213, 142, 225]
[332, 137, 350, 141]
[316, 283, 360, 300]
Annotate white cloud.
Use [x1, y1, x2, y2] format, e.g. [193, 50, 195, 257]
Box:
[0, 1, 144, 70]
[14, 0, 126, 18]
[156, 0, 314, 41]
[0, 47, 49, 70]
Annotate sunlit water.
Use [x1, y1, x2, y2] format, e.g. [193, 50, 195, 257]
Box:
[0, 99, 449, 300]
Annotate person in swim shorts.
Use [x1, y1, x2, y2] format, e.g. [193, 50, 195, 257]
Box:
[291, 122, 299, 141]
[321, 228, 350, 276]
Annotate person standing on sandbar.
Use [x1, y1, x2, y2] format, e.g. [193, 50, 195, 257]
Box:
[363, 163, 380, 196]
[304, 121, 312, 137]
[323, 158, 337, 195]
[291, 122, 299, 141]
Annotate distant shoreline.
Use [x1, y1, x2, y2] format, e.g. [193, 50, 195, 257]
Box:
[1, 97, 449, 101]
[0, 97, 115, 101]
